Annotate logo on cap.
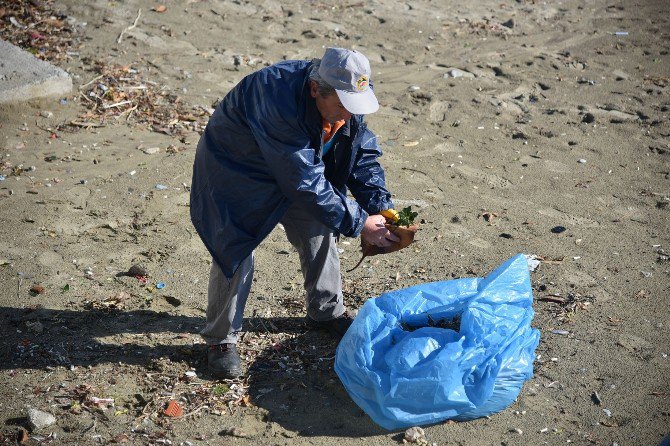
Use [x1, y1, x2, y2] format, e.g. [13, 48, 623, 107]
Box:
[355, 75, 369, 92]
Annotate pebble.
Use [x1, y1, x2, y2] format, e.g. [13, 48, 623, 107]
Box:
[502, 18, 515, 28]
[578, 158, 587, 164]
[404, 426, 426, 443]
[592, 391, 602, 405]
[27, 407, 57, 430]
[26, 321, 44, 334]
[30, 285, 45, 294]
[40, 111, 53, 118]
[142, 147, 160, 155]
[127, 264, 148, 277]
[551, 329, 570, 335]
[582, 113, 596, 123]
[444, 68, 475, 79]
[603, 408, 612, 417]
[509, 428, 523, 435]
[155, 184, 169, 190]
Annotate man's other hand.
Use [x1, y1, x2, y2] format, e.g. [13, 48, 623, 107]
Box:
[361, 214, 401, 247]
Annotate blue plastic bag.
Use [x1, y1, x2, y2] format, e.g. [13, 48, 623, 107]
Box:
[335, 254, 541, 430]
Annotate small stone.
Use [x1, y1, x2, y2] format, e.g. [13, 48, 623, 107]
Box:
[578, 158, 587, 164]
[404, 426, 426, 443]
[509, 428, 523, 435]
[30, 285, 45, 294]
[27, 407, 56, 430]
[142, 147, 160, 155]
[551, 226, 567, 234]
[40, 111, 53, 118]
[592, 391, 602, 405]
[127, 264, 148, 277]
[582, 113, 596, 123]
[502, 18, 515, 28]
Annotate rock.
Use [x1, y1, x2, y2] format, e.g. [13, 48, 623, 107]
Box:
[40, 111, 53, 118]
[26, 407, 56, 431]
[582, 113, 596, 123]
[404, 426, 426, 443]
[502, 18, 515, 28]
[30, 285, 45, 294]
[444, 68, 474, 79]
[127, 264, 148, 277]
[142, 147, 160, 155]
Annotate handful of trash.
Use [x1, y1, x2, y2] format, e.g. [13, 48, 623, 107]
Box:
[335, 254, 540, 430]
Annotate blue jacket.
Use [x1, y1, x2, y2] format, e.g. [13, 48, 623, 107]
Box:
[190, 60, 393, 278]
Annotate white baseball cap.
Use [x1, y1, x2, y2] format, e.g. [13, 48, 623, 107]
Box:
[318, 47, 379, 115]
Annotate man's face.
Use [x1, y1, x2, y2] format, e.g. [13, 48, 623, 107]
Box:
[310, 81, 353, 124]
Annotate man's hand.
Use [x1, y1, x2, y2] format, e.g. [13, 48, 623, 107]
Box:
[361, 214, 401, 247]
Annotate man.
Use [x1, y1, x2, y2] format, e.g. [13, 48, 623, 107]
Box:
[190, 47, 399, 379]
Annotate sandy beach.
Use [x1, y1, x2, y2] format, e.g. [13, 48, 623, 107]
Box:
[1, 0, 669, 444]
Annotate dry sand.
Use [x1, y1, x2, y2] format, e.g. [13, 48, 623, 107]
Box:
[1, 0, 669, 444]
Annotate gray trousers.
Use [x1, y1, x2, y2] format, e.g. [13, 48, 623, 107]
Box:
[200, 203, 345, 345]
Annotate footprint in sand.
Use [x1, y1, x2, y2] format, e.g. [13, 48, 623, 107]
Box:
[537, 208, 599, 227]
[428, 101, 451, 122]
[454, 165, 512, 189]
[412, 142, 463, 157]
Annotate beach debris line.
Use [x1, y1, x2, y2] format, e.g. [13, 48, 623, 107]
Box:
[0, 0, 81, 63]
[76, 62, 210, 136]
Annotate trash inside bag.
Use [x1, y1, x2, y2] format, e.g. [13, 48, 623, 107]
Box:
[335, 254, 541, 430]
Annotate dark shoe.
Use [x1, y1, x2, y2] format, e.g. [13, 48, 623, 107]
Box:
[207, 343, 242, 379]
[307, 309, 357, 338]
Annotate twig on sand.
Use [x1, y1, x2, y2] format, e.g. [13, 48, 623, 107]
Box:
[182, 404, 209, 418]
[70, 120, 105, 128]
[79, 74, 104, 90]
[103, 100, 132, 110]
[116, 104, 138, 120]
[117, 9, 141, 44]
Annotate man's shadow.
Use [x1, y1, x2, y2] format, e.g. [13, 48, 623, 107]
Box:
[0, 306, 386, 437]
[243, 316, 386, 437]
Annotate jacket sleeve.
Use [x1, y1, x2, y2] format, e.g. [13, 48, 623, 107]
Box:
[246, 105, 367, 238]
[346, 125, 394, 214]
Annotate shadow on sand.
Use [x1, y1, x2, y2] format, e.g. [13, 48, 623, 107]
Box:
[0, 306, 387, 437]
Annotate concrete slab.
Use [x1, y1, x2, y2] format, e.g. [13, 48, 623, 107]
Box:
[0, 39, 72, 104]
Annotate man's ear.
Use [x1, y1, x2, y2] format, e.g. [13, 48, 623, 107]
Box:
[309, 80, 319, 99]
